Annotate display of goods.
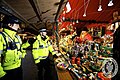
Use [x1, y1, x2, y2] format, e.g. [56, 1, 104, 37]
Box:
[57, 62, 69, 70]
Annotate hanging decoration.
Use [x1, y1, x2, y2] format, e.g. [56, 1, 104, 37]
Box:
[98, 0, 102, 11]
[66, 2, 71, 13]
[108, 0, 114, 6]
[76, 19, 79, 23]
[83, 0, 90, 17]
[76, 11, 79, 23]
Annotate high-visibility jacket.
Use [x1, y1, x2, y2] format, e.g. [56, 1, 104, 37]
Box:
[32, 35, 56, 64]
[0, 28, 30, 78]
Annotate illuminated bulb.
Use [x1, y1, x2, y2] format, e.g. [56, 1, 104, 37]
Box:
[98, 5, 102, 11]
[63, 11, 66, 14]
[76, 20, 79, 23]
[73, 22, 75, 24]
[108, 0, 113, 6]
[83, 13, 86, 17]
[62, 17, 65, 21]
[70, 23, 72, 25]
[57, 20, 59, 22]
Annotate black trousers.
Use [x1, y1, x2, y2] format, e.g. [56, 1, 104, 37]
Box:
[0, 66, 23, 80]
[36, 55, 58, 80]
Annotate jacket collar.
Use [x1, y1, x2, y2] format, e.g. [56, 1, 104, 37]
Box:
[4, 28, 17, 38]
[37, 35, 49, 42]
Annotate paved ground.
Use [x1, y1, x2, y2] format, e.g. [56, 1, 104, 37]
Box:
[22, 49, 74, 80]
[22, 50, 38, 80]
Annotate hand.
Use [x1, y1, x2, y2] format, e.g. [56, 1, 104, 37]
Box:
[28, 38, 36, 44]
[22, 37, 28, 43]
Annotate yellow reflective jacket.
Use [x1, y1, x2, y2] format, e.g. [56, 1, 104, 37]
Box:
[32, 35, 56, 64]
[0, 28, 30, 78]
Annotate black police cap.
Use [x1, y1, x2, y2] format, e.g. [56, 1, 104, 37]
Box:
[2, 15, 21, 24]
[39, 28, 48, 32]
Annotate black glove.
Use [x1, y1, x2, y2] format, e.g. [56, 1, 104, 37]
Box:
[22, 38, 28, 43]
[28, 38, 36, 44]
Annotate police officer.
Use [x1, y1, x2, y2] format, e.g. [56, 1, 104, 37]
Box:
[32, 28, 58, 80]
[0, 15, 30, 80]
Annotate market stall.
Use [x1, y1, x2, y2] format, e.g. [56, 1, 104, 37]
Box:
[53, 25, 114, 80]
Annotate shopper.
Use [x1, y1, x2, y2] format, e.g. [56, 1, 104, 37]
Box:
[0, 15, 30, 80]
[79, 27, 93, 42]
[32, 28, 58, 80]
[113, 25, 120, 79]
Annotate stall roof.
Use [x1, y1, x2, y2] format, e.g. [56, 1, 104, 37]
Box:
[0, 0, 120, 32]
[59, 0, 120, 28]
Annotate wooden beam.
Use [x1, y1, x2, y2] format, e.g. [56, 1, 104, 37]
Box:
[0, 0, 38, 31]
[55, 0, 67, 21]
[28, 0, 42, 22]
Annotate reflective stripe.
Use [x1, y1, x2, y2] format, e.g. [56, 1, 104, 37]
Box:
[32, 48, 39, 50]
[33, 45, 48, 49]
[6, 47, 16, 50]
[0, 50, 3, 55]
[35, 56, 47, 60]
[15, 42, 20, 44]
[15, 35, 22, 44]
[39, 45, 48, 48]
